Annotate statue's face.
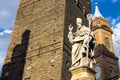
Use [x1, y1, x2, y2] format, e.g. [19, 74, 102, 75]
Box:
[77, 21, 82, 30]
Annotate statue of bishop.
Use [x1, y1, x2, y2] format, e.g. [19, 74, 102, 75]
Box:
[68, 18, 96, 69]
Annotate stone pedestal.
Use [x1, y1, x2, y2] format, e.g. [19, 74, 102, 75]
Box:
[70, 66, 96, 80]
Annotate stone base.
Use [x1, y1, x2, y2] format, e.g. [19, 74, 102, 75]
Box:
[70, 66, 96, 80]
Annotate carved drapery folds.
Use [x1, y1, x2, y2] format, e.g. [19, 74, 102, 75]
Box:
[68, 18, 96, 69]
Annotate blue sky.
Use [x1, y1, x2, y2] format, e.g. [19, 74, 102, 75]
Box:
[0, 0, 120, 73]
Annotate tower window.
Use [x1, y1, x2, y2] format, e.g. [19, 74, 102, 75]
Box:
[110, 66, 114, 75]
[104, 37, 110, 50]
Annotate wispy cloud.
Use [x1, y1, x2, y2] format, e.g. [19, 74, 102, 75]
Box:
[4, 30, 12, 34]
[113, 22, 120, 44]
[111, 19, 116, 27]
[106, 16, 120, 28]
[0, 32, 4, 36]
[110, 16, 120, 59]
[112, 0, 118, 3]
[0, 28, 12, 36]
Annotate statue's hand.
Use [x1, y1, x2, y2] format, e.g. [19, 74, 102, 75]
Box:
[90, 36, 92, 40]
[68, 24, 73, 32]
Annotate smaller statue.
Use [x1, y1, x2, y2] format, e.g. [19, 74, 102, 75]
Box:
[68, 18, 96, 69]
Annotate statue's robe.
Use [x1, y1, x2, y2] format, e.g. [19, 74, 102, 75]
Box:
[68, 26, 94, 67]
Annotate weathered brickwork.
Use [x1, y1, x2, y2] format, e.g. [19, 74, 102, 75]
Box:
[1, 0, 91, 80]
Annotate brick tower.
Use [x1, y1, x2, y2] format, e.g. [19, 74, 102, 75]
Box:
[92, 3, 119, 80]
[1, 0, 91, 80]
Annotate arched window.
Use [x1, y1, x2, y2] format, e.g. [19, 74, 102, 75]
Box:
[110, 66, 114, 76]
[110, 66, 114, 73]
[104, 37, 110, 50]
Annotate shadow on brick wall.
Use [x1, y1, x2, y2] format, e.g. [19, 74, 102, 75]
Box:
[1, 30, 31, 80]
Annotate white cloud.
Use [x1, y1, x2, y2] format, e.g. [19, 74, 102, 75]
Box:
[0, 32, 4, 36]
[0, 29, 12, 36]
[116, 22, 120, 28]
[117, 16, 120, 21]
[106, 16, 120, 28]
[112, 18, 120, 59]
[4, 29, 12, 34]
[106, 16, 112, 21]
[112, 0, 118, 3]
[111, 19, 116, 27]
[113, 22, 120, 44]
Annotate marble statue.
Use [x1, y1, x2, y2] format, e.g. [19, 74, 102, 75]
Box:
[68, 18, 96, 69]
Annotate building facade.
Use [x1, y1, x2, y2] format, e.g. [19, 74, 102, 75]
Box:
[92, 3, 119, 80]
[1, 0, 91, 80]
[1, 0, 119, 80]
